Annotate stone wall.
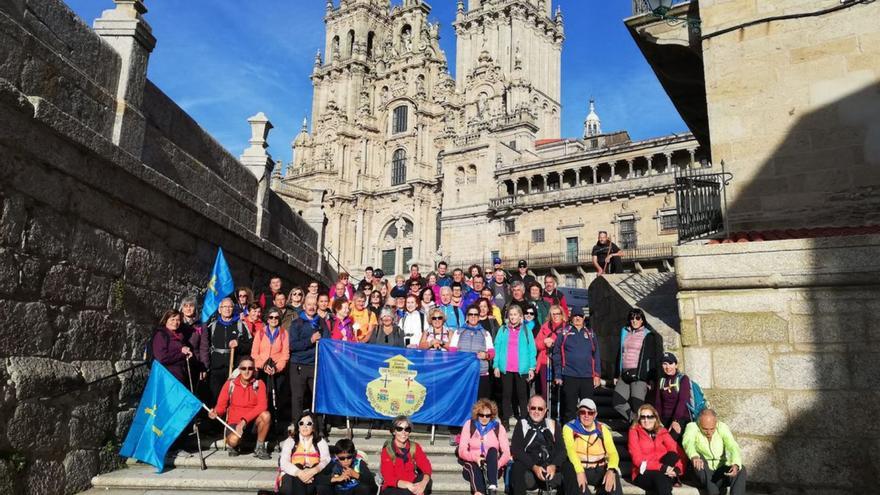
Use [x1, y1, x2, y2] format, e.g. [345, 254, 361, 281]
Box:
[0, 1, 328, 493]
[676, 235, 880, 493]
[698, 0, 880, 231]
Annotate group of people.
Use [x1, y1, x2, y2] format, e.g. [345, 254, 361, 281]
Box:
[149, 252, 746, 494]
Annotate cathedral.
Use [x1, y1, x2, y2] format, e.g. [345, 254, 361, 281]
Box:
[273, 0, 703, 283]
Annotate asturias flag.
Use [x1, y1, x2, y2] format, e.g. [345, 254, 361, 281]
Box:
[315, 339, 480, 426]
[201, 247, 234, 323]
[120, 361, 202, 472]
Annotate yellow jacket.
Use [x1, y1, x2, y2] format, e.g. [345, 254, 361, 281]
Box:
[562, 421, 620, 474]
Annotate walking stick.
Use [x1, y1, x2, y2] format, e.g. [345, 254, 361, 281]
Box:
[185, 357, 207, 470]
[546, 353, 552, 419]
[228, 347, 236, 378]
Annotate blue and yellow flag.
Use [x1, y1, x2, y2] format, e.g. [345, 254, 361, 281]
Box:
[315, 340, 480, 426]
[120, 362, 202, 472]
[201, 247, 234, 323]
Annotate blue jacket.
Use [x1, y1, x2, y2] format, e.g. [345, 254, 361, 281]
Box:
[551, 326, 601, 380]
[438, 303, 465, 329]
[493, 324, 536, 374]
[289, 311, 329, 365]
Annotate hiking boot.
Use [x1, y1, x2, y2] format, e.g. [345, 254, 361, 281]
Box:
[254, 442, 271, 460]
[448, 436, 458, 447]
[227, 447, 240, 457]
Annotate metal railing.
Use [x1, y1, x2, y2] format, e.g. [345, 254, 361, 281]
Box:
[448, 243, 675, 272]
[675, 162, 731, 242]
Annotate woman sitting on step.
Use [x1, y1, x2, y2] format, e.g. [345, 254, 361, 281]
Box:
[277, 411, 331, 495]
[457, 399, 512, 495]
[627, 404, 685, 495]
[379, 416, 432, 495]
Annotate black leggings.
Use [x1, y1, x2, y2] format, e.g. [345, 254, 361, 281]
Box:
[631, 451, 680, 495]
[500, 372, 528, 421]
[461, 447, 499, 493]
[279, 473, 331, 495]
[380, 473, 432, 495]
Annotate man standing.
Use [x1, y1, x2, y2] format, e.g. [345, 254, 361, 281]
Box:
[357, 266, 374, 292]
[436, 261, 452, 286]
[591, 231, 623, 275]
[509, 260, 536, 287]
[461, 274, 485, 310]
[542, 275, 569, 318]
[489, 268, 511, 309]
[288, 295, 329, 421]
[561, 399, 622, 495]
[683, 409, 747, 495]
[552, 310, 601, 422]
[438, 286, 465, 329]
[258, 275, 284, 311]
[206, 298, 251, 404]
[407, 264, 426, 287]
[509, 395, 566, 495]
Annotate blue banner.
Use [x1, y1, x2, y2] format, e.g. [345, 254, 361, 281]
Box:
[201, 247, 234, 322]
[120, 362, 203, 472]
[315, 339, 480, 426]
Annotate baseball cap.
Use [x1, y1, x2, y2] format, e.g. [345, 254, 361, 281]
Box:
[373, 269, 384, 279]
[390, 286, 407, 298]
[518, 259, 528, 268]
[577, 398, 597, 411]
[493, 256, 502, 265]
[662, 352, 678, 364]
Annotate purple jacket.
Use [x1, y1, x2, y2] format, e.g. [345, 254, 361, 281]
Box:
[652, 373, 692, 423]
[152, 327, 189, 384]
[181, 321, 209, 371]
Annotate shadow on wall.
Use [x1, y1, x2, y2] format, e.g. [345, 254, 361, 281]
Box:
[717, 82, 880, 492]
[588, 277, 634, 381]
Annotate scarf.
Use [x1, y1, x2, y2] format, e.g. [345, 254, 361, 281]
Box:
[266, 325, 280, 345]
[384, 440, 413, 464]
[566, 418, 602, 439]
[300, 311, 320, 330]
[337, 316, 354, 341]
[474, 419, 499, 455]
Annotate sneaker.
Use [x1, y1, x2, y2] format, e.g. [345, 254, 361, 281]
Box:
[487, 484, 497, 495]
[228, 447, 240, 457]
[448, 436, 458, 447]
[254, 443, 271, 460]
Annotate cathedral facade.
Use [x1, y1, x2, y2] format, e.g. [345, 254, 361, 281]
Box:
[274, 0, 703, 282]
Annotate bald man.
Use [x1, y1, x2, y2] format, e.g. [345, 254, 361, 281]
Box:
[509, 395, 565, 495]
[682, 409, 747, 495]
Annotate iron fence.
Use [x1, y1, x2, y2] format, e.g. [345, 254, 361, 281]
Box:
[674, 163, 731, 242]
[448, 243, 675, 273]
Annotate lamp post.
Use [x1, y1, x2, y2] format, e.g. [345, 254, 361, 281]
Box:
[641, 0, 701, 31]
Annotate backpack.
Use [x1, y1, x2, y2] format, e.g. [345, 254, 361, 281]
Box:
[661, 373, 709, 421]
[469, 420, 501, 439]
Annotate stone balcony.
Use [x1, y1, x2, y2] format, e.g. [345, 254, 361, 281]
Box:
[489, 170, 676, 212]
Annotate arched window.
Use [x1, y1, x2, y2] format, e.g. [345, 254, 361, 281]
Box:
[392, 149, 407, 186]
[347, 30, 355, 58]
[367, 31, 375, 58]
[455, 166, 465, 185]
[392, 105, 408, 133]
[467, 165, 477, 184]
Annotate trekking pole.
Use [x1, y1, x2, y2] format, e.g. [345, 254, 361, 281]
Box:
[185, 357, 207, 470]
[228, 347, 236, 378]
[546, 353, 552, 419]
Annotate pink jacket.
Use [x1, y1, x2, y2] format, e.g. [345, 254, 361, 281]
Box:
[457, 419, 512, 465]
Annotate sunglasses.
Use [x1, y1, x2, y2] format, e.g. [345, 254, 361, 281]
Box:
[579, 409, 597, 416]
[630, 315, 643, 321]
[431, 316, 444, 321]
[477, 413, 493, 418]
[525, 311, 535, 315]
[529, 406, 546, 411]
[238, 294, 248, 298]
[550, 312, 562, 316]
[267, 316, 279, 320]
[293, 292, 304, 296]
[639, 414, 656, 420]
[299, 421, 313, 426]
[467, 313, 479, 317]
[394, 426, 413, 433]
[239, 366, 255, 371]
[337, 455, 353, 461]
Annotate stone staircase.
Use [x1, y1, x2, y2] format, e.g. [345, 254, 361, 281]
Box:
[82, 388, 699, 495]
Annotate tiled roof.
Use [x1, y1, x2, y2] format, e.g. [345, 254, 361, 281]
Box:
[535, 138, 563, 147]
[707, 225, 880, 244]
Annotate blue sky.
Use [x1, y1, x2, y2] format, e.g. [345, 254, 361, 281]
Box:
[66, 0, 686, 161]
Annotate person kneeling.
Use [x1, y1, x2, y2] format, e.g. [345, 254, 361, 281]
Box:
[208, 356, 271, 459]
[458, 399, 511, 495]
[324, 438, 376, 495]
[561, 399, 623, 495]
[278, 412, 331, 495]
[380, 416, 432, 495]
[509, 395, 565, 495]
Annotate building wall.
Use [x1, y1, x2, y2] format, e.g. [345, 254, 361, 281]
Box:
[676, 236, 880, 493]
[0, 1, 325, 492]
[698, 0, 880, 231]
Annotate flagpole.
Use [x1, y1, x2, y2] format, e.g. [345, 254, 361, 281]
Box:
[311, 341, 320, 412]
[202, 404, 242, 438]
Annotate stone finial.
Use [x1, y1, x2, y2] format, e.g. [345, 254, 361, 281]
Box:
[457, 0, 464, 14]
[314, 49, 323, 68]
[555, 5, 563, 24]
[240, 112, 274, 179]
[326, 0, 334, 12]
[248, 112, 272, 149]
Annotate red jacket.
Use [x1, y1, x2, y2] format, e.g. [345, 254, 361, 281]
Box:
[542, 290, 569, 318]
[627, 426, 685, 479]
[214, 376, 267, 425]
[380, 441, 432, 489]
[535, 321, 565, 371]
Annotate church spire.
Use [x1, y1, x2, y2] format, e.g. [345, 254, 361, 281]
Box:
[584, 98, 602, 138]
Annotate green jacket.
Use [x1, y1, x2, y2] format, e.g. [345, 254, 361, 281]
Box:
[682, 420, 743, 470]
[493, 324, 536, 374]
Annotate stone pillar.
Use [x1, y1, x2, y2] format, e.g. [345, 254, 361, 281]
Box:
[665, 153, 673, 173]
[355, 207, 365, 266]
[574, 169, 580, 186]
[688, 148, 697, 168]
[93, 0, 156, 156]
[526, 177, 532, 194]
[647, 155, 654, 175]
[627, 159, 634, 178]
[239, 112, 275, 238]
[610, 163, 616, 181]
[413, 194, 423, 263]
[592, 167, 597, 184]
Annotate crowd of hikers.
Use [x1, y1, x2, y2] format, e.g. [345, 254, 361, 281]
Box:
[151, 258, 746, 495]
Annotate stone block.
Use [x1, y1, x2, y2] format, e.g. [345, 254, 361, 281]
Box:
[850, 351, 880, 390]
[70, 223, 126, 275]
[712, 345, 772, 389]
[785, 390, 878, 438]
[69, 396, 115, 449]
[6, 356, 81, 400]
[736, 436, 778, 484]
[40, 263, 88, 305]
[115, 408, 135, 440]
[63, 449, 98, 494]
[57, 311, 128, 361]
[701, 313, 788, 345]
[116, 361, 149, 405]
[708, 390, 788, 437]
[0, 459, 17, 495]
[789, 314, 863, 344]
[0, 303, 54, 357]
[682, 347, 712, 388]
[0, 248, 18, 294]
[23, 459, 64, 495]
[23, 207, 71, 260]
[7, 402, 67, 455]
[772, 353, 850, 390]
[775, 437, 869, 490]
[73, 360, 118, 395]
[695, 292, 787, 314]
[0, 192, 26, 246]
[790, 36, 859, 64]
[680, 319, 698, 346]
[84, 273, 111, 310]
